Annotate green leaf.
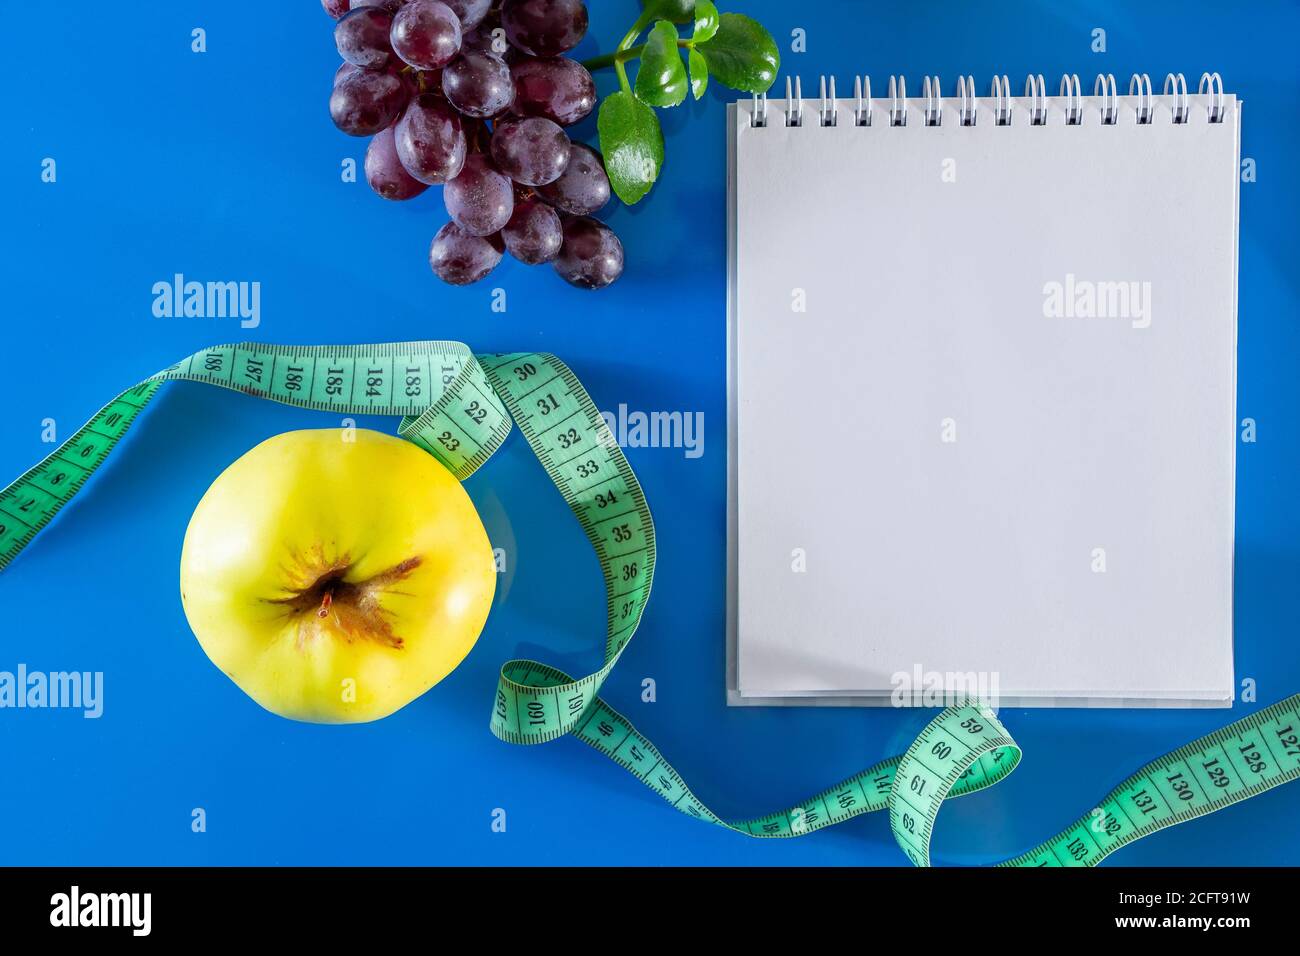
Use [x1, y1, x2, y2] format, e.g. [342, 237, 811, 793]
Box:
[695, 12, 779, 93]
[634, 20, 688, 107]
[639, 0, 695, 24]
[688, 47, 709, 100]
[597, 91, 665, 205]
[691, 0, 719, 43]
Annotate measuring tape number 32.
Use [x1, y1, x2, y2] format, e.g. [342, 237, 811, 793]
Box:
[1, 341, 1297, 867]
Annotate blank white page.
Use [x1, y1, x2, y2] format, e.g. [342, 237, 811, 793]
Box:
[727, 88, 1240, 707]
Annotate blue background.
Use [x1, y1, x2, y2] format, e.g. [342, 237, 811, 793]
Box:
[1, 0, 1296, 865]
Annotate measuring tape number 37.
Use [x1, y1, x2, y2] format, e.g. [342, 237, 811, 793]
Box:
[1, 341, 1297, 867]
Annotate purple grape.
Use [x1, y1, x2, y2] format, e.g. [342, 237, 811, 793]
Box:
[462, 27, 494, 54]
[502, 198, 563, 264]
[553, 216, 623, 289]
[430, 222, 504, 284]
[490, 116, 570, 186]
[322, 0, 352, 18]
[335, 57, 411, 92]
[535, 142, 609, 214]
[442, 50, 515, 118]
[329, 69, 407, 135]
[394, 92, 466, 183]
[502, 0, 588, 57]
[334, 60, 361, 85]
[391, 0, 462, 70]
[366, 125, 429, 200]
[444, 154, 514, 236]
[510, 56, 595, 126]
[445, 0, 493, 30]
[335, 7, 395, 69]
[352, 0, 405, 10]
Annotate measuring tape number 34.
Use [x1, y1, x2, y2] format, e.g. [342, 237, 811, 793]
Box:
[1, 341, 1297, 867]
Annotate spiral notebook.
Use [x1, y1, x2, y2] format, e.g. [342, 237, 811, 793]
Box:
[726, 73, 1240, 708]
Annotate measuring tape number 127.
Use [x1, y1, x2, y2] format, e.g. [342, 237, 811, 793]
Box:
[1, 341, 1297, 866]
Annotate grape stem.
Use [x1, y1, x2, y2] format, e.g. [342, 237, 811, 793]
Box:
[582, 39, 693, 73]
[582, 9, 692, 80]
[617, 10, 656, 53]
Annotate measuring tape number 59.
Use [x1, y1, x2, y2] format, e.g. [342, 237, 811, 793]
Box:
[1, 341, 1296, 866]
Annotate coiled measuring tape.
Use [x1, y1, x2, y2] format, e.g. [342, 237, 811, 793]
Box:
[1, 341, 1296, 866]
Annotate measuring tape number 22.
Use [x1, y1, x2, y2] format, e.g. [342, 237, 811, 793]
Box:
[1, 341, 1297, 867]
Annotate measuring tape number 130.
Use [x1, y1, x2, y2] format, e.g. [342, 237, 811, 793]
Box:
[1, 341, 1296, 867]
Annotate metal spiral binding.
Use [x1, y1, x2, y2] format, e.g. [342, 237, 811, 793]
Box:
[747, 72, 1228, 128]
[1165, 73, 1189, 124]
[1060, 73, 1082, 125]
[854, 76, 872, 126]
[922, 75, 942, 126]
[784, 76, 803, 126]
[1130, 72, 1154, 124]
[957, 75, 977, 126]
[819, 76, 838, 126]
[1095, 72, 1119, 125]
[991, 74, 1012, 125]
[1199, 71, 1225, 123]
[889, 75, 907, 126]
[1025, 73, 1048, 125]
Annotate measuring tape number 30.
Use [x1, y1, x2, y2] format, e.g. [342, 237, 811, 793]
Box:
[1, 341, 1297, 867]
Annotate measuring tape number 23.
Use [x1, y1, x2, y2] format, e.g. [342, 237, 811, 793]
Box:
[1, 341, 1297, 867]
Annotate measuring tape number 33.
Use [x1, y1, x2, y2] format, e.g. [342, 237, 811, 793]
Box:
[1, 341, 1297, 867]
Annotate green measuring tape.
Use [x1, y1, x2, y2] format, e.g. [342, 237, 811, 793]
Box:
[2, 341, 1297, 866]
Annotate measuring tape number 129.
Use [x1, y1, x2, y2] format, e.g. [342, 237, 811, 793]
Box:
[1, 341, 1297, 866]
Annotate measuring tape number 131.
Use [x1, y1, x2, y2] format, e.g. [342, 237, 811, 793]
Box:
[1, 341, 1297, 867]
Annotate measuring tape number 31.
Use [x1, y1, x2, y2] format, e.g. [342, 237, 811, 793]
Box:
[1, 341, 1297, 867]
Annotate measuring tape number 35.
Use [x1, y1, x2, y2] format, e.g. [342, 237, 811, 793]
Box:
[1, 341, 1297, 867]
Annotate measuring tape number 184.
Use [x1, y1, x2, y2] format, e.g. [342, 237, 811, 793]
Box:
[1, 341, 1297, 866]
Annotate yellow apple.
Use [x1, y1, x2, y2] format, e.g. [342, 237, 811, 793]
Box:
[179, 428, 495, 723]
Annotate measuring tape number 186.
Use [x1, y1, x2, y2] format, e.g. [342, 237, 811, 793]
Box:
[1, 341, 1296, 866]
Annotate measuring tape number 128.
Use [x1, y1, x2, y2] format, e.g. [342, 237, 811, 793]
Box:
[1, 341, 1296, 866]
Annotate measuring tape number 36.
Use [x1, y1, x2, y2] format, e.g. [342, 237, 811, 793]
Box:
[1, 341, 1297, 867]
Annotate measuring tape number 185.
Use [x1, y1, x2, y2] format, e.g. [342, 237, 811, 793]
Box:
[1, 341, 1296, 867]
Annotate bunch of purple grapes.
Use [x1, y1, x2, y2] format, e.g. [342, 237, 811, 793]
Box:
[325, 0, 622, 289]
